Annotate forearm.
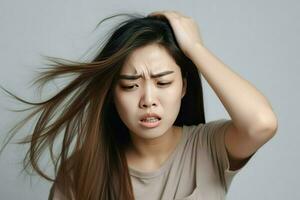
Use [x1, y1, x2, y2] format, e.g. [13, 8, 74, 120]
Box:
[188, 43, 277, 134]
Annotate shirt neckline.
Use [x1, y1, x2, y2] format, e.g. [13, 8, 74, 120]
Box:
[129, 125, 187, 179]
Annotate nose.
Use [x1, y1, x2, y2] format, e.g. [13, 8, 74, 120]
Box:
[139, 83, 158, 109]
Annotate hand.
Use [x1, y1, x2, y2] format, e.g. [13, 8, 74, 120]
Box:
[148, 10, 203, 58]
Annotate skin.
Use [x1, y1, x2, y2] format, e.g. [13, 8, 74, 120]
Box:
[148, 10, 278, 170]
[51, 11, 278, 198]
[113, 43, 187, 172]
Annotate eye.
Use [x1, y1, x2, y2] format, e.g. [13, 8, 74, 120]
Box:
[120, 82, 172, 91]
[157, 82, 172, 86]
[120, 84, 138, 90]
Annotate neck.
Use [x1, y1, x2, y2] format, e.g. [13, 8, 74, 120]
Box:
[126, 126, 182, 162]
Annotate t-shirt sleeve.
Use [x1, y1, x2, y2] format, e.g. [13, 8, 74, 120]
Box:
[200, 118, 256, 189]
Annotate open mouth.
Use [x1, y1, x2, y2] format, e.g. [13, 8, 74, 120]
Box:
[140, 117, 161, 122]
[139, 117, 161, 128]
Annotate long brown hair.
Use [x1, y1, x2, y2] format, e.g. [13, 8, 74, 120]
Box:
[0, 13, 207, 199]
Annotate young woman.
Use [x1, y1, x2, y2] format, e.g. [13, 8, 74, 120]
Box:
[0, 10, 278, 200]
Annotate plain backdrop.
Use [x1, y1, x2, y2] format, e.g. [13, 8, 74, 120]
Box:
[0, 0, 299, 199]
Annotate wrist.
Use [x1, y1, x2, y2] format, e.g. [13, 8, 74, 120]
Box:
[185, 42, 206, 59]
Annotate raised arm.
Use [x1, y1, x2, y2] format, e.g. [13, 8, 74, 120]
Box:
[149, 10, 278, 170]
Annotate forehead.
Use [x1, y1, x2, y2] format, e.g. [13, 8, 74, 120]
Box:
[120, 43, 179, 74]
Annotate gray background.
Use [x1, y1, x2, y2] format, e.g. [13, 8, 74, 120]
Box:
[0, 0, 299, 199]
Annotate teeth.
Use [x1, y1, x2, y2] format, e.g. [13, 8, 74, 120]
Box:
[142, 117, 159, 122]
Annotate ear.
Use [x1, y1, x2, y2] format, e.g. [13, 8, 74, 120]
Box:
[181, 77, 187, 98]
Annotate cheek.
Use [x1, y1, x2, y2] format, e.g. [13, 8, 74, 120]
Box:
[161, 83, 183, 103]
[114, 90, 136, 113]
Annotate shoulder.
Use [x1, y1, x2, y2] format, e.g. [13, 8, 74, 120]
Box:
[184, 118, 230, 149]
[183, 118, 230, 141]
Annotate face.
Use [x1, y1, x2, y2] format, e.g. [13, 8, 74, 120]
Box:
[113, 43, 186, 140]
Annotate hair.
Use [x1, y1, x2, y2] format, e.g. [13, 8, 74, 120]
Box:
[0, 12, 229, 200]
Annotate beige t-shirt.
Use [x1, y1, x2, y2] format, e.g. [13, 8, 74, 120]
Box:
[48, 119, 255, 200]
[129, 119, 255, 200]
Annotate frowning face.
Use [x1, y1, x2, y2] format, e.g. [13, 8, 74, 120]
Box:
[113, 43, 186, 140]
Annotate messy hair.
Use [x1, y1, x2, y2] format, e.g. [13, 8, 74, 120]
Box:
[0, 12, 207, 199]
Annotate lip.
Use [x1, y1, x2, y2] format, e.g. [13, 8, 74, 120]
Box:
[138, 118, 161, 128]
[139, 113, 161, 121]
[139, 112, 162, 128]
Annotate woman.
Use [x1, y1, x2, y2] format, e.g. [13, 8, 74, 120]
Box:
[0, 11, 278, 200]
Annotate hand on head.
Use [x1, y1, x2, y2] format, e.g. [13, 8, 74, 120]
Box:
[147, 10, 203, 58]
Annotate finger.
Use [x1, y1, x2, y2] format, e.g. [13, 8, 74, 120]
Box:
[166, 10, 185, 18]
[148, 11, 164, 17]
[147, 11, 178, 24]
[148, 10, 178, 17]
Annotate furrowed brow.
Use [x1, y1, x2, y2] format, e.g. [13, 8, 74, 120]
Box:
[118, 70, 174, 80]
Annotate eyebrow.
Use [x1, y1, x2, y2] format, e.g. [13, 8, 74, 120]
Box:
[118, 70, 174, 80]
